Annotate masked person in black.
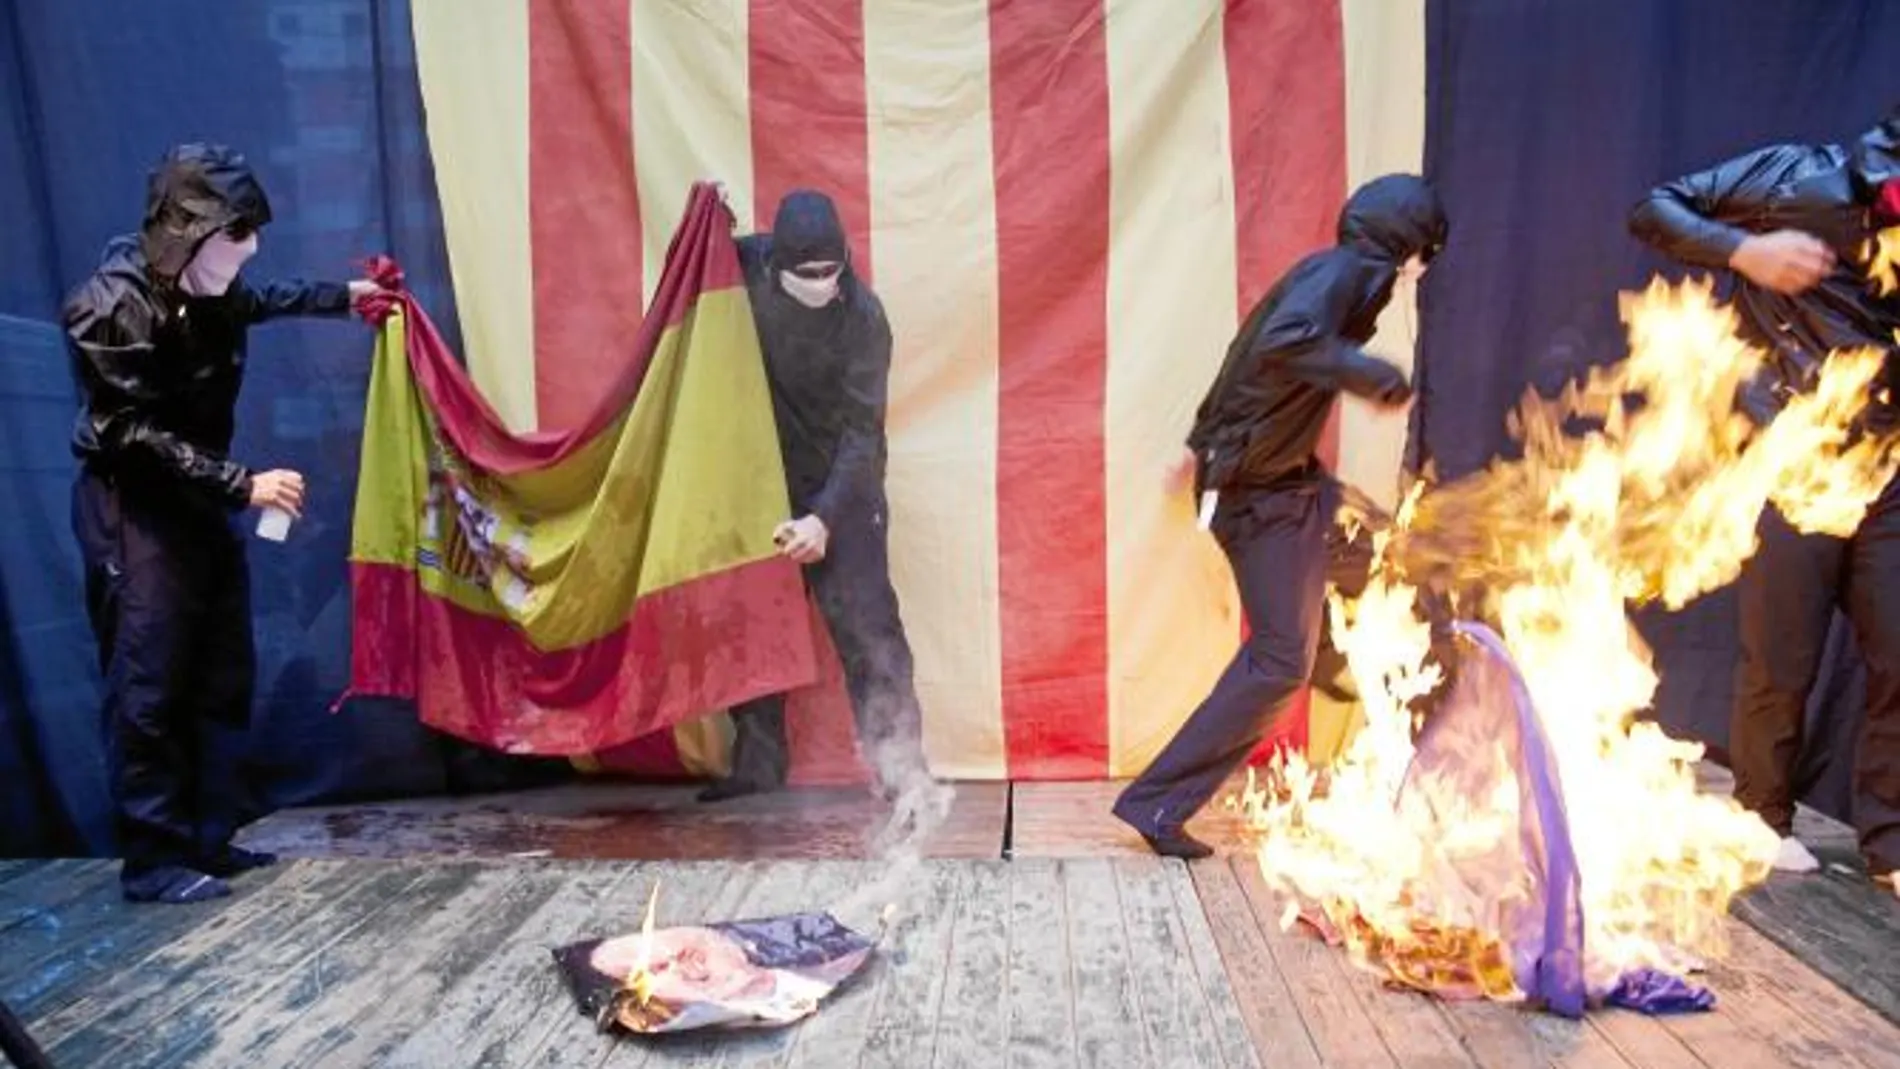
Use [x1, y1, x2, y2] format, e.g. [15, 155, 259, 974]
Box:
[1630, 107, 1900, 885]
[698, 189, 933, 804]
[66, 143, 382, 903]
[1113, 174, 1446, 859]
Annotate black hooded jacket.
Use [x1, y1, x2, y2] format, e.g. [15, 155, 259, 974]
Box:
[737, 190, 891, 527]
[64, 143, 352, 511]
[1189, 174, 1447, 492]
[1629, 108, 1900, 428]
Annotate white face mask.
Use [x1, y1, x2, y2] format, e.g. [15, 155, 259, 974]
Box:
[778, 263, 841, 309]
[179, 231, 259, 297]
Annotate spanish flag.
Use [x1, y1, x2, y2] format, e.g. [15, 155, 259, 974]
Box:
[346, 184, 819, 755]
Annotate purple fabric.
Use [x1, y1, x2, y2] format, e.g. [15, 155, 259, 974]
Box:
[1400, 622, 1588, 1017]
[1606, 969, 1716, 1015]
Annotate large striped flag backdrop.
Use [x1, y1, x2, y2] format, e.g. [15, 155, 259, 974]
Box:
[407, 0, 1426, 782]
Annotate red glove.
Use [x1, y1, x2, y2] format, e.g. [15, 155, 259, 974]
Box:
[1876, 178, 1900, 228]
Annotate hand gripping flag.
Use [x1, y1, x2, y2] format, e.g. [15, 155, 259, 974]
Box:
[345, 183, 819, 754]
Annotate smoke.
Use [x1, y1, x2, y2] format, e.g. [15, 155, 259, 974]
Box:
[827, 736, 955, 934]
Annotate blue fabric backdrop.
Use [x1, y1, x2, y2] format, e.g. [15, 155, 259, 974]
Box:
[1419, 0, 1900, 822]
[0, 0, 565, 857]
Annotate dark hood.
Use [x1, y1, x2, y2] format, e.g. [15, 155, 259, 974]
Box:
[768, 189, 850, 269]
[1848, 104, 1900, 197]
[140, 143, 273, 283]
[1336, 174, 1446, 263]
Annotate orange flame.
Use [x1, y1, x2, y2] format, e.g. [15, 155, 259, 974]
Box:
[1244, 276, 1900, 1002]
[1866, 225, 1900, 298]
[626, 881, 661, 1008]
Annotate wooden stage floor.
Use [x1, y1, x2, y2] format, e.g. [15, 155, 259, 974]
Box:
[3, 774, 1897, 1068]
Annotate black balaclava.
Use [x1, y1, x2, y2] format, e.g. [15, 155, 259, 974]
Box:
[1336, 174, 1448, 265]
[140, 142, 274, 286]
[769, 190, 851, 310]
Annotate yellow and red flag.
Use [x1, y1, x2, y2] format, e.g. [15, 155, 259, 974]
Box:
[346, 184, 819, 755]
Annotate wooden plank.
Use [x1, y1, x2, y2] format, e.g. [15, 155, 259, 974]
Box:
[1114, 856, 1252, 1069]
[1230, 858, 1398, 1069]
[1157, 862, 1264, 1069]
[2, 866, 171, 994]
[1687, 919, 1900, 1069]
[321, 862, 632, 1068]
[212, 862, 569, 1068]
[41, 860, 440, 1065]
[0, 859, 50, 888]
[0, 859, 74, 902]
[1732, 869, 1900, 1026]
[1010, 780, 1249, 860]
[999, 857, 1077, 1069]
[857, 862, 967, 1069]
[21, 861, 338, 1037]
[926, 783, 1010, 860]
[1433, 1001, 1628, 1069]
[1654, 988, 1819, 1069]
[1286, 920, 1478, 1069]
[928, 860, 1013, 1069]
[1058, 858, 1153, 1067]
[1186, 861, 1322, 1069]
[1583, 1011, 1707, 1069]
[0, 860, 115, 935]
[9, 862, 307, 1025]
[241, 782, 1008, 862]
[121, 863, 489, 1069]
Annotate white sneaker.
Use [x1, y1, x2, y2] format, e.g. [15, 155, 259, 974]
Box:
[1772, 836, 1821, 873]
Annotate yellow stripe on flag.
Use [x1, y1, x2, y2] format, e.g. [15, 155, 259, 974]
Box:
[356, 285, 787, 654]
[864, 0, 1007, 780]
[1102, 0, 1244, 777]
[409, 0, 537, 433]
[632, 0, 755, 311]
[1336, 0, 1428, 515]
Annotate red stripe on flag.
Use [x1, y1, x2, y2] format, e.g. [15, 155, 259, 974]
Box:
[748, 0, 874, 284]
[528, 1, 643, 434]
[351, 556, 819, 755]
[990, 0, 1112, 779]
[1225, 0, 1348, 759]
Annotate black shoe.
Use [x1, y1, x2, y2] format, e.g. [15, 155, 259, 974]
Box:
[1135, 827, 1215, 860]
[696, 777, 780, 803]
[1112, 798, 1215, 860]
[198, 846, 278, 878]
[122, 865, 232, 904]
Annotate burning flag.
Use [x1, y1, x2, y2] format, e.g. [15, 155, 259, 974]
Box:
[345, 184, 819, 754]
[1244, 276, 1900, 1015]
[553, 881, 878, 1036]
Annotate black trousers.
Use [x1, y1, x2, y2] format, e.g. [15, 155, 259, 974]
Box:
[1117, 477, 1373, 833]
[724, 502, 928, 788]
[72, 470, 255, 876]
[1732, 475, 1900, 875]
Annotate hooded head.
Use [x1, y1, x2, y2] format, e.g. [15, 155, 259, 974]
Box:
[1336, 174, 1447, 267]
[769, 189, 851, 309]
[140, 143, 273, 293]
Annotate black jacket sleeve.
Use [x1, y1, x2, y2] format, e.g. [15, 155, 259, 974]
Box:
[64, 295, 252, 509]
[238, 278, 352, 324]
[1261, 314, 1411, 402]
[1250, 262, 1410, 401]
[1627, 145, 1801, 270]
[807, 304, 891, 528]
